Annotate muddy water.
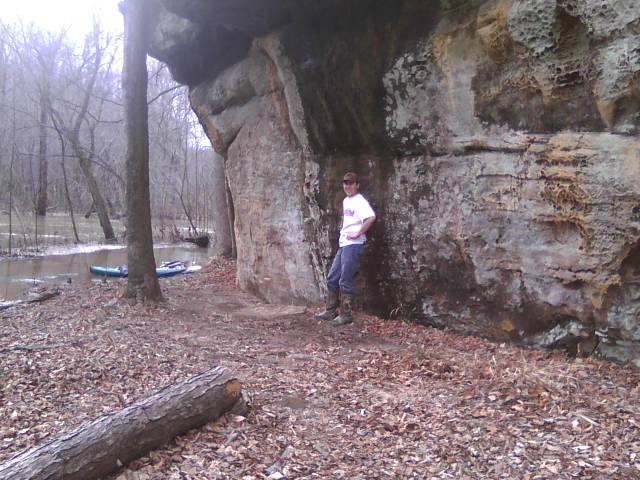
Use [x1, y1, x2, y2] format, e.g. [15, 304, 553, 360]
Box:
[0, 244, 212, 301]
[0, 213, 127, 250]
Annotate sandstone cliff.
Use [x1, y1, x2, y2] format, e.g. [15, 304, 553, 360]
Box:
[148, 0, 640, 364]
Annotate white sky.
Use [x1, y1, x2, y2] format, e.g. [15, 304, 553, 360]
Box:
[1, 0, 123, 38]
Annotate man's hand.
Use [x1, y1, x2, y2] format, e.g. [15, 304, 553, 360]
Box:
[346, 216, 376, 240]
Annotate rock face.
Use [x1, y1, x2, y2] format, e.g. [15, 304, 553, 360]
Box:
[148, 0, 640, 364]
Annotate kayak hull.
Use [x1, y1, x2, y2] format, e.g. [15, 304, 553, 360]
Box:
[90, 263, 189, 278]
[155, 265, 186, 277]
[184, 265, 202, 274]
[90, 265, 127, 277]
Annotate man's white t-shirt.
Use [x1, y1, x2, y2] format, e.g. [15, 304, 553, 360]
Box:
[339, 193, 376, 247]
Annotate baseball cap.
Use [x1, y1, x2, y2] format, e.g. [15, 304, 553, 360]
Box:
[343, 172, 359, 183]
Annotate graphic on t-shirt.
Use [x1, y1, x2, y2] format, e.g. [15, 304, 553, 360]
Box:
[339, 193, 376, 248]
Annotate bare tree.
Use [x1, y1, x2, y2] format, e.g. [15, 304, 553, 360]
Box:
[0, 19, 220, 251]
[8, 86, 17, 253]
[49, 23, 116, 241]
[50, 113, 80, 243]
[121, 0, 162, 301]
[1, 23, 54, 225]
[35, 91, 49, 216]
[3, 26, 65, 217]
[34, 32, 64, 216]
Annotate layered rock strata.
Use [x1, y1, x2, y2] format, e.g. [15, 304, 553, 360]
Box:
[149, 0, 640, 363]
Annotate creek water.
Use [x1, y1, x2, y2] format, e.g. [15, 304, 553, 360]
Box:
[0, 213, 212, 301]
[0, 243, 213, 301]
[0, 213, 127, 250]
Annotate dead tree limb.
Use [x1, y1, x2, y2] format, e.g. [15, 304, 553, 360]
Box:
[0, 343, 66, 354]
[0, 301, 21, 311]
[0, 366, 243, 480]
[27, 289, 61, 303]
[0, 289, 61, 311]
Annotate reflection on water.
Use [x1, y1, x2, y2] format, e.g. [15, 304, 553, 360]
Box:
[0, 244, 212, 301]
[0, 213, 127, 250]
[0, 213, 202, 251]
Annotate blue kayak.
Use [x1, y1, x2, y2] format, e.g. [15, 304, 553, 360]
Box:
[89, 265, 128, 277]
[90, 261, 187, 278]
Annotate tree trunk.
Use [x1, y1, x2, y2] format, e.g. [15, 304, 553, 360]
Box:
[210, 151, 232, 256]
[52, 124, 80, 243]
[122, 0, 162, 301]
[225, 171, 237, 258]
[35, 93, 48, 216]
[0, 367, 243, 480]
[179, 116, 197, 235]
[77, 152, 116, 241]
[8, 87, 17, 254]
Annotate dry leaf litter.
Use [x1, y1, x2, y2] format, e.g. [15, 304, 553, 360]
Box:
[1, 259, 639, 479]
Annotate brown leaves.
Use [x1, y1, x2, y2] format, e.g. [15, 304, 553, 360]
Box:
[1, 258, 640, 478]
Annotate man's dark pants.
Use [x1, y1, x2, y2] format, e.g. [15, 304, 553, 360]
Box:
[326, 244, 364, 295]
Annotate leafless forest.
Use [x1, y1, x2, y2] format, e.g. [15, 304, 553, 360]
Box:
[0, 20, 216, 248]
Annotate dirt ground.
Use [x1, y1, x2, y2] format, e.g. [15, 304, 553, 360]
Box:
[1, 258, 640, 479]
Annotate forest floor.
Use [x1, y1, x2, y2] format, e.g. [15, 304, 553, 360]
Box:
[1, 258, 640, 479]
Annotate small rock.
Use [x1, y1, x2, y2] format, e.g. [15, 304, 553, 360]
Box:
[94, 310, 108, 323]
[104, 298, 118, 308]
[313, 443, 329, 456]
[265, 462, 281, 476]
[281, 445, 295, 459]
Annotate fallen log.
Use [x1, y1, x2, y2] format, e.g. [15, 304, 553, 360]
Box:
[184, 234, 210, 248]
[0, 300, 21, 311]
[0, 366, 244, 480]
[0, 289, 61, 311]
[26, 288, 61, 303]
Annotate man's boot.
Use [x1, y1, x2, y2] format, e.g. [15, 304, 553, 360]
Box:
[315, 289, 339, 321]
[331, 292, 353, 326]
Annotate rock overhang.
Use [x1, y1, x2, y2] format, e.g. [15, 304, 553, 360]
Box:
[147, 0, 640, 365]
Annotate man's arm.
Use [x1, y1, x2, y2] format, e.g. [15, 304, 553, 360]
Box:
[346, 216, 376, 240]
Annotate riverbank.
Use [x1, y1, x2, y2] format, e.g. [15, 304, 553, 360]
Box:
[0, 242, 212, 302]
[0, 211, 209, 255]
[1, 258, 639, 479]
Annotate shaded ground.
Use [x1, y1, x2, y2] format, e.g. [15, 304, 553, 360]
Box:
[1, 259, 640, 479]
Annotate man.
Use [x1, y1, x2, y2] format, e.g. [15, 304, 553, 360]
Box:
[316, 172, 376, 326]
